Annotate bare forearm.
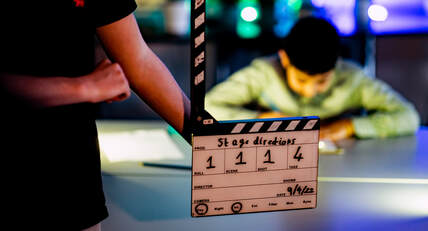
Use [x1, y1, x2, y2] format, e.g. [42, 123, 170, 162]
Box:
[96, 14, 191, 134]
[131, 51, 190, 133]
[0, 58, 132, 108]
[0, 73, 87, 107]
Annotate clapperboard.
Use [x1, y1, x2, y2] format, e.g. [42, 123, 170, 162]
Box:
[190, 0, 319, 217]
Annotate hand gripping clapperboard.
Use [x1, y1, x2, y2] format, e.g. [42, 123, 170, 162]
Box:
[190, 0, 320, 217]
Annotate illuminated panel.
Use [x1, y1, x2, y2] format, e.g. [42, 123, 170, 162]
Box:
[274, 0, 302, 38]
[369, 0, 428, 35]
[311, 0, 356, 36]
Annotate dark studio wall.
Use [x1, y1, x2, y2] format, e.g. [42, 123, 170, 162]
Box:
[375, 35, 428, 125]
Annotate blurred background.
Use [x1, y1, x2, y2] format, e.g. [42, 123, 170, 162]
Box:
[98, 0, 428, 126]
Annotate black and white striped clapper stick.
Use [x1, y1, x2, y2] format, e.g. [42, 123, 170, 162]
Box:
[190, 0, 320, 217]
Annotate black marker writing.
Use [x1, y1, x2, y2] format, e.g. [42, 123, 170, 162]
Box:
[207, 156, 215, 169]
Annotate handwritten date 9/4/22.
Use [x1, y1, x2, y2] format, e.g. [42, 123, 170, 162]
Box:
[286, 184, 314, 196]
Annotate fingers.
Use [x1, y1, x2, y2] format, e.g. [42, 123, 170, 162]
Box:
[94, 59, 112, 70]
[320, 127, 346, 141]
[105, 64, 131, 103]
[113, 64, 131, 100]
[99, 58, 112, 66]
[258, 111, 287, 119]
[87, 60, 131, 103]
[320, 119, 354, 141]
[106, 92, 131, 103]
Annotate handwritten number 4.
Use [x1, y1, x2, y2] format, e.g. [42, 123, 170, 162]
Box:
[293, 146, 303, 162]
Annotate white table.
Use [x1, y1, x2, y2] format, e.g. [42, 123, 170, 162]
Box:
[97, 120, 428, 231]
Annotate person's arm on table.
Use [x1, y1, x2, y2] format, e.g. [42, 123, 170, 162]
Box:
[320, 118, 354, 141]
[351, 76, 420, 138]
[257, 111, 289, 119]
[321, 73, 420, 141]
[96, 14, 191, 139]
[0, 59, 131, 108]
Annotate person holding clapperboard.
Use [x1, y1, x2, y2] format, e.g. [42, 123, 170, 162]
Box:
[0, 1, 190, 230]
[205, 17, 420, 142]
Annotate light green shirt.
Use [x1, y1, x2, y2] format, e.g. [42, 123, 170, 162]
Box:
[205, 56, 420, 138]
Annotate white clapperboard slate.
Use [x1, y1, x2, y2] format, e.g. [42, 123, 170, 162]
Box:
[190, 0, 320, 217]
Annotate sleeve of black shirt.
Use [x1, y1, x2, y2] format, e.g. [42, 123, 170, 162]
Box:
[90, 0, 137, 28]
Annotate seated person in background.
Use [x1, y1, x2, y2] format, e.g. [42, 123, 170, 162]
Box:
[205, 17, 420, 141]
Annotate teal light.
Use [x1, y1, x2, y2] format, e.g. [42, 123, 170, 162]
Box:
[240, 6, 259, 22]
[287, 0, 303, 12]
[237, 0, 261, 39]
[206, 0, 222, 18]
[237, 20, 261, 39]
[273, 0, 301, 38]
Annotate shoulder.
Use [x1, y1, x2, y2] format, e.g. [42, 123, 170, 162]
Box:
[247, 55, 284, 79]
[334, 59, 396, 94]
[335, 59, 364, 75]
[251, 55, 280, 68]
[222, 54, 284, 90]
[333, 59, 370, 86]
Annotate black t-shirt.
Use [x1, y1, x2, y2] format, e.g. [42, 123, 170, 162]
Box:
[0, 0, 136, 230]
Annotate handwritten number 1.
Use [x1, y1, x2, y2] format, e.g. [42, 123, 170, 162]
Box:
[235, 151, 246, 165]
[264, 150, 275, 164]
[207, 156, 215, 169]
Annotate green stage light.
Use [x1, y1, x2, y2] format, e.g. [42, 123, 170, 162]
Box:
[287, 0, 303, 12]
[237, 0, 261, 39]
[241, 6, 259, 22]
[237, 20, 261, 39]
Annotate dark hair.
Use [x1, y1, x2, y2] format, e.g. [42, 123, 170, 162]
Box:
[282, 17, 340, 75]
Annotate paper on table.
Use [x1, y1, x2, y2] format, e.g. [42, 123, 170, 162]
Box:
[98, 129, 184, 163]
[319, 139, 344, 155]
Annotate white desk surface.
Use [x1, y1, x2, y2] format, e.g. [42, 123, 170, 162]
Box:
[97, 120, 428, 231]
